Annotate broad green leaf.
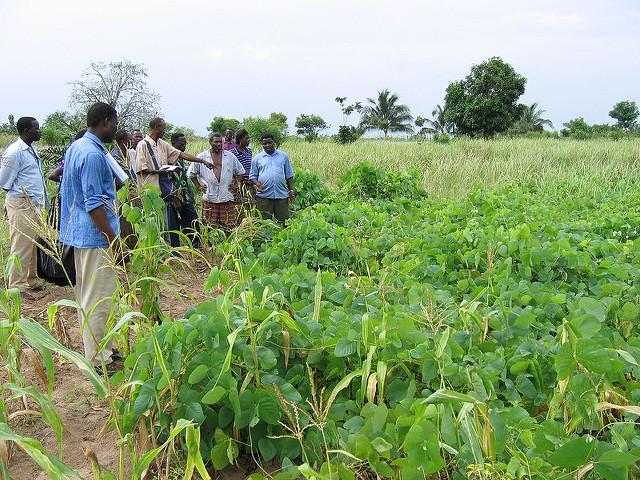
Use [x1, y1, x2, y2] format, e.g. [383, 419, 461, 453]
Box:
[133, 379, 156, 417]
[256, 346, 278, 370]
[258, 438, 277, 461]
[596, 449, 640, 469]
[571, 314, 601, 339]
[334, 337, 357, 357]
[555, 342, 575, 381]
[211, 428, 239, 470]
[185, 401, 204, 424]
[372, 403, 388, 433]
[255, 389, 280, 425]
[219, 269, 230, 287]
[204, 266, 219, 291]
[614, 349, 640, 367]
[548, 436, 596, 468]
[371, 436, 393, 453]
[513, 313, 535, 330]
[515, 375, 537, 399]
[202, 385, 227, 405]
[188, 364, 209, 384]
[579, 297, 606, 323]
[576, 338, 612, 374]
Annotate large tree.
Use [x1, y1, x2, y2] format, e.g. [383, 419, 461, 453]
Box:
[207, 117, 240, 134]
[358, 89, 413, 137]
[444, 57, 526, 138]
[68, 61, 161, 128]
[295, 114, 328, 141]
[609, 100, 639, 130]
[241, 113, 288, 146]
[515, 103, 554, 133]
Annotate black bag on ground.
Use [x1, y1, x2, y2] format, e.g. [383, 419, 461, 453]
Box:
[36, 239, 76, 286]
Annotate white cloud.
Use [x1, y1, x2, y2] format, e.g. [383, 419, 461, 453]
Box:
[207, 48, 226, 60]
[506, 12, 587, 28]
[236, 44, 275, 62]
[205, 44, 274, 62]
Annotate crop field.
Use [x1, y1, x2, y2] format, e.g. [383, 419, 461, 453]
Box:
[187, 137, 640, 199]
[2, 137, 640, 479]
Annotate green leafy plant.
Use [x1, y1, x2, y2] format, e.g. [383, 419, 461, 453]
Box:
[290, 168, 330, 211]
[337, 162, 427, 201]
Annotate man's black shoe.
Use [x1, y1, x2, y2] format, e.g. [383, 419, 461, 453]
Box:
[95, 358, 124, 377]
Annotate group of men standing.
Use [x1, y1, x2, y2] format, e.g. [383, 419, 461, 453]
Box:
[0, 103, 296, 373]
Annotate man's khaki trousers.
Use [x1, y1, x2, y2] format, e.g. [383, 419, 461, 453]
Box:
[74, 247, 117, 366]
[5, 196, 41, 291]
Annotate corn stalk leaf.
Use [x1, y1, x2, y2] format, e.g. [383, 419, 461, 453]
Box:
[0, 423, 79, 479]
[17, 317, 107, 397]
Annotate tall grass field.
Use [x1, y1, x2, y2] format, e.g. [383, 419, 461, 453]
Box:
[3, 134, 639, 200]
[186, 136, 640, 199]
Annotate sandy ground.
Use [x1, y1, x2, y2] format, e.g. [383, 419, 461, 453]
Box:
[4, 257, 223, 479]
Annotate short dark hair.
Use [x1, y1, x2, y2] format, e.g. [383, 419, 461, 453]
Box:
[208, 132, 223, 142]
[235, 128, 249, 143]
[261, 132, 274, 142]
[115, 129, 130, 143]
[171, 132, 185, 144]
[16, 117, 37, 134]
[86, 103, 117, 128]
[149, 117, 164, 129]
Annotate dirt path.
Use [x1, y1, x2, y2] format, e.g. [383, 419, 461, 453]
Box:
[6, 258, 213, 479]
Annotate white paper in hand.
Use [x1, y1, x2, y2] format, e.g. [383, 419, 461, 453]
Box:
[105, 153, 129, 183]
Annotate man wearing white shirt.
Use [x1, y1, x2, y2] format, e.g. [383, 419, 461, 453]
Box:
[188, 133, 244, 230]
[0, 117, 47, 297]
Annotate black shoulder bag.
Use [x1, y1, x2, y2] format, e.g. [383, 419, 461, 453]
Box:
[36, 239, 76, 286]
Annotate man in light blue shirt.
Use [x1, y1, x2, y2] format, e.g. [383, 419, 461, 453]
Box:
[60, 102, 123, 371]
[249, 133, 295, 224]
[0, 117, 46, 296]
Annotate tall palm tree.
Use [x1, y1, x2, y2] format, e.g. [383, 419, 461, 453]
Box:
[516, 103, 554, 132]
[416, 104, 452, 137]
[358, 89, 413, 137]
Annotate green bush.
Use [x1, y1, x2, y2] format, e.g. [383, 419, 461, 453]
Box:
[338, 162, 427, 201]
[207, 116, 240, 134]
[290, 167, 330, 211]
[242, 116, 286, 146]
[333, 125, 359, 144]
[433, 132, 451, 143]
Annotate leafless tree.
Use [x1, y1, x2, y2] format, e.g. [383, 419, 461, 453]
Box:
[68, 61, 161, 128]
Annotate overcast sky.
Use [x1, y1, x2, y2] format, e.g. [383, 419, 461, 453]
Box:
[1, 0, 638, 136]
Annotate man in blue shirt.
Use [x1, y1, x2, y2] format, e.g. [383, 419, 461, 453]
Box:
[249, 133, 295, 224]
[0, 117, 47, 297]
[60, 102, 123, 370]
